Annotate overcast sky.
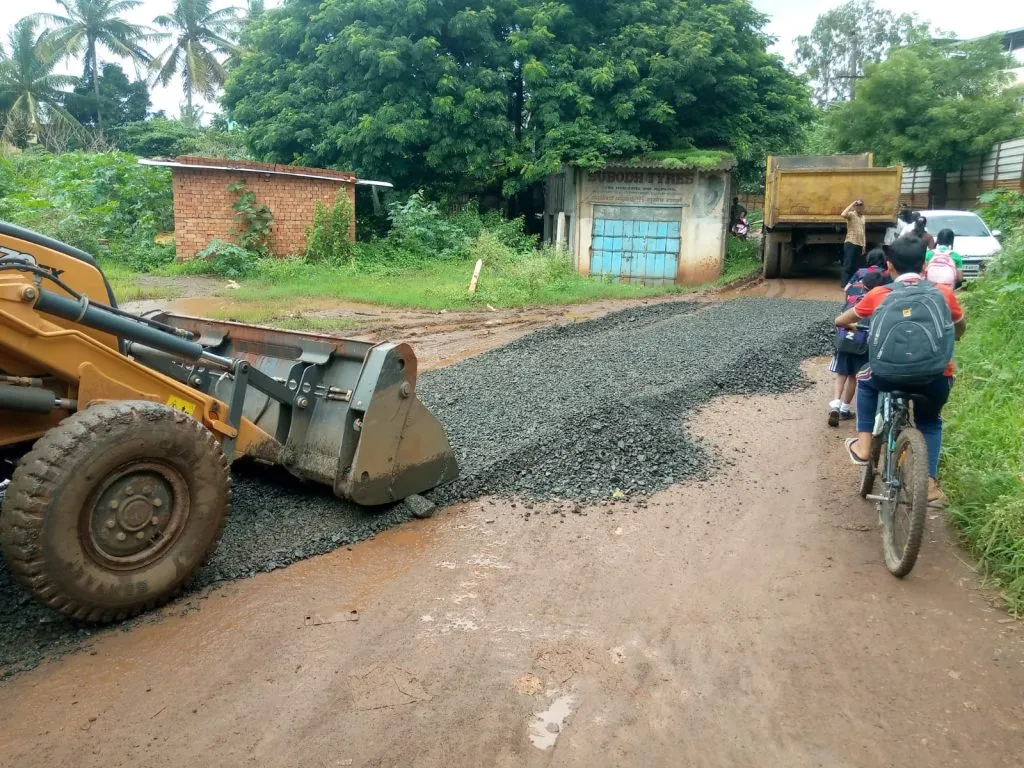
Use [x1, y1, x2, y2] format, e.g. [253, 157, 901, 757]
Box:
[1, 0, 1021, 118]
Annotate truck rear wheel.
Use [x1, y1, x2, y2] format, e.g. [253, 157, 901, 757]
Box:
[779, 242, 794, 278]
[763, 234, 780, 278]
[0, 400, 230, 623]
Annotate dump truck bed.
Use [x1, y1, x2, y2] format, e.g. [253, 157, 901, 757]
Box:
[764, 154, 902, 228]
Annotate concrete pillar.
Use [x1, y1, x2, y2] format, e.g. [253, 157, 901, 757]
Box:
[556, 212, 567, 251]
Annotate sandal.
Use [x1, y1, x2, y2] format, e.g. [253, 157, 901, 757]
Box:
[928, 479, 948, 509]
[845, 437, 869, 466]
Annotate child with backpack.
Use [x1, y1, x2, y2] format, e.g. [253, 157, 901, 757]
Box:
[835, 236, 967, 507]
[924, 228, 963, 288]
[828, 250, 890, 427]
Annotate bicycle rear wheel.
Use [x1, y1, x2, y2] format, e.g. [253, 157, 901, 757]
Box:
[882, 428, 929, 577]
[859, 435, 882, 498]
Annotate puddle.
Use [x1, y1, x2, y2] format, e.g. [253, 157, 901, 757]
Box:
[716, 276, 840, 302]
[528, 693, 578, 750]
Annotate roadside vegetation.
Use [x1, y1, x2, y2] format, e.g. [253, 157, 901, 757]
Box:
[943, 190, 1024, 612]
[173, 192, 760, 312]
[0, 149, 759, 316]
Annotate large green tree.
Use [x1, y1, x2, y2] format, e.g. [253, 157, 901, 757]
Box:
[0, 18, 79, 144]
[34, 0, 152, 129]
[224, 0, 811, 196]
[795, 0, 930, 107]
[829, 38, 1024, 174]
[65, 62, 149, 128]
[150, 0, 239, 116]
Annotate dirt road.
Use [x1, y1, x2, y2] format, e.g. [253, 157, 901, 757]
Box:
[1, 363, 1022, 767]
[125, 274, 840, 373]
[2, 276, 1022, 767]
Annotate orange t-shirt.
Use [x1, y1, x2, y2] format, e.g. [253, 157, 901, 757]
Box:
[854, 277, 963, 377]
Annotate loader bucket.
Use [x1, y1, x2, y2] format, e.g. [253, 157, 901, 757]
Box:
[144, 312, 458, 506]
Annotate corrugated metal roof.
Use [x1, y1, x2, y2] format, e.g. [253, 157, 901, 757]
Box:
[137, 158, 393, 188]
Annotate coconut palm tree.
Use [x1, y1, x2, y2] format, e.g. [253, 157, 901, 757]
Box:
[33, 0, 152, 130]
[0, 18, 80, 144]
[150, 0, 239, 117]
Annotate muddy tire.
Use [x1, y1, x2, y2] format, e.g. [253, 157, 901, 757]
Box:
[779, 242, 794, 278]
[762, 234, 780, 278]
[881, 429, 929, 578]
[0, 401, 230, 623]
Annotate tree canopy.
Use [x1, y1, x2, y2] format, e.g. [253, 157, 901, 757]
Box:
[65, 62, 149, 128]
[33, 0, 152, 128]
[795, 0, 929, 108]
[151, 0, 240, 115]
[829, 38, 1024, 173]
[224, 0, 812, 196]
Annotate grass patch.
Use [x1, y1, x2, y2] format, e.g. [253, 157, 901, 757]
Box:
[720, 236, 760, 284]
[206, 302, 358, 333]
[222, 241, 759, 312]
[225, 251, 678, 310]
[100, 260, 179, 302]
[943, 234, 1024, 613]
[272, 316, 360, 333]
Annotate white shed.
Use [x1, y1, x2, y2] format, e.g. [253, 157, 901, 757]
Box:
[544, 152, 737, 286]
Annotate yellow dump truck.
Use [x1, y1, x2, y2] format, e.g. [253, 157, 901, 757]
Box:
[761, 154, 903, 278]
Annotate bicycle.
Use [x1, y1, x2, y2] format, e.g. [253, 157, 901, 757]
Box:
[859, 391, 930, 577]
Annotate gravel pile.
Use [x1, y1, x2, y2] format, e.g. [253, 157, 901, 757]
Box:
[0, 297, 835, 676]
[421, 298, 835, 504]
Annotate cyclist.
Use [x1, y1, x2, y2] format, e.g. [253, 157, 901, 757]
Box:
[834, 235, 966, 506]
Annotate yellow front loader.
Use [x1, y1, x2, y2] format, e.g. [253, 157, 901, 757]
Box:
[0, 222, 458, 622]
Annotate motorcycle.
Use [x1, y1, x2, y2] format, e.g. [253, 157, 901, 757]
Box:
[731, 215, 749, 240]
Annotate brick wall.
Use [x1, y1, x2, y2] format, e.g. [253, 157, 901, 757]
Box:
[737, 193, 765, 211]
[170, 156, 357, 260]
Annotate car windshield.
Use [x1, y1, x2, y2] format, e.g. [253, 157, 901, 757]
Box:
[925, 214, 991, 238]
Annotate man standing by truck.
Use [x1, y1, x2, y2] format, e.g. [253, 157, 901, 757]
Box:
[840, 199, 866, 287]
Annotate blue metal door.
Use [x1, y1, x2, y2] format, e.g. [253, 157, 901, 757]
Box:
[590, 205, 681, 285]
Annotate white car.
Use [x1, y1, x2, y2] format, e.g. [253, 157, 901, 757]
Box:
[916, 210, 1002, 280]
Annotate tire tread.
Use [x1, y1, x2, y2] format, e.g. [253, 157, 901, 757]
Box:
[0, 401, 231, 623]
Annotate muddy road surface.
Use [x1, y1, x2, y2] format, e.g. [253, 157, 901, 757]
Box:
[122, 274, 841, 372]
[0, 296, 834, 675]
[2, 283, 1022, 767]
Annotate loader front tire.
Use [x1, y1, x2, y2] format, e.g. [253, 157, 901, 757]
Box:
[0, 400, 230, 623]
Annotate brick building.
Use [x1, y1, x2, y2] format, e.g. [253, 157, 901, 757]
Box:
[139, 156, 370, 260]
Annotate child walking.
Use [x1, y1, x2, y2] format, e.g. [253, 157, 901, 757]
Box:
[829, 249, 890, 427]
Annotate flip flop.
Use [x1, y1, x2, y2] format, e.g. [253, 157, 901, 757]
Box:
[845, 437, 869, 466]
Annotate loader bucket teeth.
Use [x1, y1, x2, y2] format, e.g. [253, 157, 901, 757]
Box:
[144, 312, 458, 506]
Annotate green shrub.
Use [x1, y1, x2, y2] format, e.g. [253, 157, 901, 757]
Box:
[384, 191, 470, 261]
[174, 127, 250, 160]
[107, 119, 197, 157]
[184, 239, 261, 279]
[0, 149, 172, 266]
[305, 194, 355, 264]
[977, 189, 1024, 239]
[228, 182, 274, 257]
[377, 192, 538, 264]
[108, 118, 250, 160]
